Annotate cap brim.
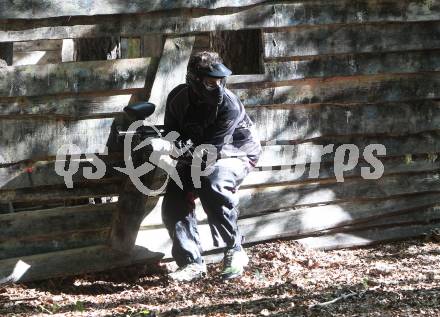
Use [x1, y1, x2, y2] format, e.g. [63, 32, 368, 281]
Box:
[200, 63, 232, 77]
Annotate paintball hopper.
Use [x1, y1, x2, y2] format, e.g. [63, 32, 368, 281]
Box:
[124, 102, 156, 120]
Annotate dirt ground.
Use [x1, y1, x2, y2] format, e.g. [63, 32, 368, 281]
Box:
[1, 237, 440, 316]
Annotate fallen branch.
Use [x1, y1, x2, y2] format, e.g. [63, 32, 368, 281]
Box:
[309, 290, 364, 309]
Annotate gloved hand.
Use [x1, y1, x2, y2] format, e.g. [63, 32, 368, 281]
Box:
[149, 138, 173, 153]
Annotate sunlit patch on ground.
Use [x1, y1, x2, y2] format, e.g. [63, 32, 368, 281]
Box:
[1, 238, 440, 316]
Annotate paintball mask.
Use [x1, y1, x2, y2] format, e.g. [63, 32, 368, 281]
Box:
[186, 63, 232, 106]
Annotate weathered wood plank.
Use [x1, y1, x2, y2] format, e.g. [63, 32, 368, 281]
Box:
[0, 203, 115, 240]
[3, 111, 440, 171]
[238, 171, 440, 213]
[137, 201, 440, 258]
[142, 34, 164, 58]
[2, 1, 440, 41]
[0, 0, 267, 19]
[247, 100, 440, 142]
[3, 124, 440, 184]
[242, 204, 440, 245]
[13, 50, 61, 66]
[264, 21, 440, 59]
[3, 96, 440, 143]
[147, 36, 195, 125]
[264, 50, 440, 81]
[0, 58, 153, 97]
[141, 179, 440, 226]
[13, 40, 62, 53]
[257, 131, 440, 167]
[298, 223, 440, 250]
[0, 94, 135, 118]
[0, 245, 163, 283]
[0, 155, 124, 191]
[0, 182, 121, 203]
[0, 118, 115, 164]
[3, 98, 440, 142]
[121, 37, 141, 59]
[231, 73, 440, 106]
[0, 229, 110, 260]
[247, 156, 440, 187]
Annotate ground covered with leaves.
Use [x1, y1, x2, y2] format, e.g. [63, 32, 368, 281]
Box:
[1, 238, 440, 316]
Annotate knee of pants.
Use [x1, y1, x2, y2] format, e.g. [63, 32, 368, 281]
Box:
[199, 177, 239, 210]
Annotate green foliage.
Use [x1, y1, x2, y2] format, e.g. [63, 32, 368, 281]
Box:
[74, 300, 85, 312]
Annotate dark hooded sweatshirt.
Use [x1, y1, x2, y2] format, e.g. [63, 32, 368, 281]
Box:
[164, 84, 261, 165]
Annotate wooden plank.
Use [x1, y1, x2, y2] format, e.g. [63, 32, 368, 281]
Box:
[2, 0, 440, 41]
[13, 40, 62, 53]
[298, 223, 440, 250]
[193, 34, 210, 50]
[0, 245, 164, 284]
[137, 200, 440, 258]
[0, 94, 135, 118]
[0, 182, 121, 203]
[237, 171, 440, 214]
[231, 73, 440, 106]
[141, 180, 440, 226]
[264, 50, 440, 81]
[3, 98, 440, 143]
[13, 50, 61, 66]
[0, 118, 115, 164]
[247, 156, 440, 187]
[0, 203, 115, 240]
[0, 57, 153, 97]
[0, 155, 124, 191]
[2, 123, 440, 185]
[121, 38, 141, 59]
[142, 34, 164, 58]
[241, 204, 440, 245]
[147, 36, 195, 125]
[139, 154, 440, 227]
[0, 229, 110, 260]
[247, 100, 440, 142]
[2, 109, 440, 169]
[257, 131, 440, 167]
[264, 21, 440, 59]
[0, 0, 268, 19]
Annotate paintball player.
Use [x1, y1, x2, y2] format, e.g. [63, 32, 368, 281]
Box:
[153, 51, 262, 281]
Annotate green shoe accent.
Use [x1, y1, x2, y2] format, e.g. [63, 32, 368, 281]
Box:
[221, 247, 249, 280]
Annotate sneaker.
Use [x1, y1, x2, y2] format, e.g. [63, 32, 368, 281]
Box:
[221, 247, 249, 280]
[168, 262, 207, 282]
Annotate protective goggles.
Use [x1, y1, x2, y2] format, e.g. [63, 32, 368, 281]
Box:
[201, 77, 226, 91]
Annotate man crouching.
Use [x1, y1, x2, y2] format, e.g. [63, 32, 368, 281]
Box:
[157, 51, 261, 282]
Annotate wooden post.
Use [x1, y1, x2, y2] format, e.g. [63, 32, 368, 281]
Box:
[147, 35, 195, 125]
[0, 42, 13, 65]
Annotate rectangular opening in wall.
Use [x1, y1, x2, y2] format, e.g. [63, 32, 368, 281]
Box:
[201, 29, 264, 75]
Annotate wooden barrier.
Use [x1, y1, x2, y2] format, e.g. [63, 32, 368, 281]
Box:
[1, 0, 440, 282]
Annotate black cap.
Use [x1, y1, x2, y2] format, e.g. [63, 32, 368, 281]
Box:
[197, 63, 232, 78]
